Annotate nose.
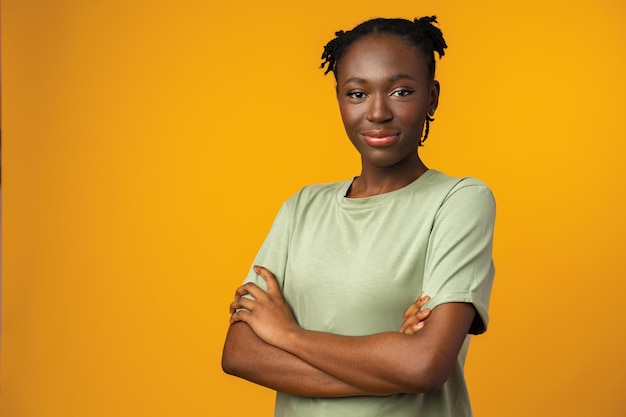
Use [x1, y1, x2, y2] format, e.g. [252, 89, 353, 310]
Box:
[366, 94, 393, 123]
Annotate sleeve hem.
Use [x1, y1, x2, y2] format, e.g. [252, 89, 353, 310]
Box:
[424, 291, 490, 335]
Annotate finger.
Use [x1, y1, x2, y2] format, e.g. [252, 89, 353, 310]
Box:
[234, 284, 249, 299]
[230, 297, 256, 314]
[234, 282, 266, 301]
[229, 309, 251, 325]
[407, 308, 431, 326]
[404, 321, 425, 335]
[404, 295, 430, 317]
[400, 316, 418, 333]
[402, 323, 424, 335]
[416, 294, 430, 307]
[413, 321, 425, 331]
[402, 303, 420, 320]
[400, 319, 414, 334]
[399, 322, 410, 333]
[253, 265, 281, 293]
[401, 318, 428, 335]
[402, 294, 431, 319]
[399, 307, 431, 333]
[400, 312, 419, 332]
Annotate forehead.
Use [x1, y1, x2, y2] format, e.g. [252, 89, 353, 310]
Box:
[336, 34, 429, 82]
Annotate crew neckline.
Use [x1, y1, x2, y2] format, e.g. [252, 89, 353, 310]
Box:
[336, 169, 437, 209]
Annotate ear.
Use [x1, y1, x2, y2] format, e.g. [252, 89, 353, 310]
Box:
[428, 80, 440, 116]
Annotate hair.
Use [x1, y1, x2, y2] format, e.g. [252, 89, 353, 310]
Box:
[320, 16, 447, 145]
[320, 16, 447, 79]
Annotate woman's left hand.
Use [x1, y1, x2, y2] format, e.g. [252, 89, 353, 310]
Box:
[229, 265, 299, 348]
[399, 294, 431, 335]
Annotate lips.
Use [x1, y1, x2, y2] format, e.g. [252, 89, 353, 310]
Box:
[361, 129, 400, 147]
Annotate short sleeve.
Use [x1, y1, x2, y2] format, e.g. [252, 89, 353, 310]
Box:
[422, 180, 496, 334]
[242, 200, 292, 291]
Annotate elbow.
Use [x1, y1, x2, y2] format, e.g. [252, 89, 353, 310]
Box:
[404, 375, 444, 395]
[221, 349, 236, 376]
[221, 330, 244, 377]
[418, 363, 449, 394]
[221, 340, 244, 377]
[222, 322, 257, 378]
[403, 360, 451, 395]
[420, 377, 446, 395]
[222, 348, 247, 378]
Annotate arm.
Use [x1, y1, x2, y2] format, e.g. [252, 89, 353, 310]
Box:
[281, 303, 473, 394]
[222, 321, 371, 397]
[222, 289, 431, 397]
[232, 182, 495, 394]
[231, 266, 472, 395]
[227, 180, 494, 396]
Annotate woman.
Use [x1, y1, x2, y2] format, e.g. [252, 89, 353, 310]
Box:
[222, 16, 495, 417]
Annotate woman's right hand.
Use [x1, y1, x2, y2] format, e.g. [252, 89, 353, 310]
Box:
[399, 294, 431, 335]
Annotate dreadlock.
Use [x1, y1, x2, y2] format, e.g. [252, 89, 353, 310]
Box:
[320, 16, 447, 144]
[321, 16, 447, 79]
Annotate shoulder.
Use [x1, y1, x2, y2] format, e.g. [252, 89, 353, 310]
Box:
[425, 170, 491, 192]
[406, 171, 494, 219]
[284, 180, 350, 208]
[418, 171, 495, 226]
[427, 170, 495, 205]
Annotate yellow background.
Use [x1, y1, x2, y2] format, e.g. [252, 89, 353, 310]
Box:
[2, 0, 626, 416]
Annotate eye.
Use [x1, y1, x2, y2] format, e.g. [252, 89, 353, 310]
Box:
[391, 89, 414, 97]
[346, 90, 367, 100]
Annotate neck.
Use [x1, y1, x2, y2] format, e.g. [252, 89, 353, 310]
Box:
[347, 157, 428, 198]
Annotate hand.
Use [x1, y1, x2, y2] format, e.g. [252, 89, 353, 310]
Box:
[399, 293, 431, 335]
[229, 265, 300, 348]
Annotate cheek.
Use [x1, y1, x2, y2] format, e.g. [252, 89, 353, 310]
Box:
[396, 105, 426, 129]
[338, 104, 359, 130]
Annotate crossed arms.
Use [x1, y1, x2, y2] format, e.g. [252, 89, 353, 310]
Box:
[221, 265, 476, 397]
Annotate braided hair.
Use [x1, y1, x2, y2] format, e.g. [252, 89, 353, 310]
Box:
[321, 16, 447, 144]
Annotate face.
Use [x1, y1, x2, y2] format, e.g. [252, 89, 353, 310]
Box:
[335, 34, 440, 169]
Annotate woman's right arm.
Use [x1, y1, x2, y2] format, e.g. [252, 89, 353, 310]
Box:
[222, 295, 431, 397]
[222, 321, 371, 397]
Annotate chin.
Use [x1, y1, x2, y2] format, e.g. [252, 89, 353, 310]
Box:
[360, 149, 418, 168]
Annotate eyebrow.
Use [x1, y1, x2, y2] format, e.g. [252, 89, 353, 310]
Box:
[342, 73, 418, 85]
[388, 73, 417, 82]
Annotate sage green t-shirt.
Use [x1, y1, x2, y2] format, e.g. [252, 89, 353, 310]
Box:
[243, 169, 496, 417]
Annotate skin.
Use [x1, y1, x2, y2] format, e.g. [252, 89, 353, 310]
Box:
[222, 33, 476, 396]
[223, 289, 431, 397]
[336, 33, 439, 197]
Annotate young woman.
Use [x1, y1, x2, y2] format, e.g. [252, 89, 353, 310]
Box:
[222, 16, 495, 417]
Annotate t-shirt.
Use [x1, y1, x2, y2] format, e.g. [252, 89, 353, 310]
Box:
[243, 169, 496, 417]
